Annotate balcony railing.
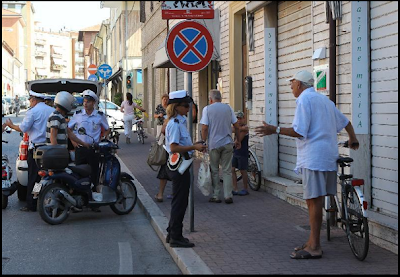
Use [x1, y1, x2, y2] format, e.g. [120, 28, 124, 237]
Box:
[35, 39, 46, 45]
[51, 52, 62, 59]
[51, 64, 64, 71]
[35, 50, 46, 57]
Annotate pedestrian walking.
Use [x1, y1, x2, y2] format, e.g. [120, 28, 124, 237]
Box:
[154, 93, 169, 138]
[120, 92, 146, 144]
[165, 90, 206, 248]
[231, 111, 250, 196]
[255, 70, 359, 259]
[5, 90, 55, 212]
[200, 89, 241, 204]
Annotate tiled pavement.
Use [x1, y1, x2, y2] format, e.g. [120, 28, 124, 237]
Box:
[117, 131, 398, 275]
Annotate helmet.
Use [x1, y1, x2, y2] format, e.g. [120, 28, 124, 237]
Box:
[54, 91, 75, 112]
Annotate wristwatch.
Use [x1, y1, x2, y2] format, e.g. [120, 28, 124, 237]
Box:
[276, 126, 281, 134]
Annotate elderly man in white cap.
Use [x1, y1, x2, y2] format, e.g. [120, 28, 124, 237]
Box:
[68, 89, 109, 204]
[255, 70, 359, 259]
[5, 90, 55, 211]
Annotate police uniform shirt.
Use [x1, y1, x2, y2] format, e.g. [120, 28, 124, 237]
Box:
[68, 109, 109, 144]
[19, 102, 55, 149]
[165, 114, 194, 155]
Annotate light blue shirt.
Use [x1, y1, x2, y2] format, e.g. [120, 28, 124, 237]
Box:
[19, 102, 55, 148]
[68, 109, 109, 144]
[165, 114, 194, 155]
[292, 87, 349, 173]
[199, 103, 237, 150]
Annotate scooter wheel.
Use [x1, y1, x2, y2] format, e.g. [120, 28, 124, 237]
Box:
[38, 183, 70, 225]
[110, 179, 137, 215]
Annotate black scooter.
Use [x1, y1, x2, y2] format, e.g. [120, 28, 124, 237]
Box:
[2, 128, 18, 209]
[33, 127, 138, 225]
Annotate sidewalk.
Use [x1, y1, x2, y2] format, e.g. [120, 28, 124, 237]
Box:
[117, 133, 398, 275]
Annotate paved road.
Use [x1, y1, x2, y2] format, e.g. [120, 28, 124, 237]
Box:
[2, 112, 181, 275]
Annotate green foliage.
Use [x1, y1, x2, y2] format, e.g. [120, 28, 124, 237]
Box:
[114, 92, 123, 106]
[133, 98, 143, 118]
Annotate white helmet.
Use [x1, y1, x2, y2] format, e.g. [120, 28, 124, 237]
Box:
[54, 91, 75, 112]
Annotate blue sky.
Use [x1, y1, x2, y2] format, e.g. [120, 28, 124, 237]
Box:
[32, 1, 110, 31]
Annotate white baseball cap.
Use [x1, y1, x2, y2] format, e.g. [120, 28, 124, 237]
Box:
[28, 90, 46, 99]
[287, 70, 314, 86]
[82, 89, 98, 103]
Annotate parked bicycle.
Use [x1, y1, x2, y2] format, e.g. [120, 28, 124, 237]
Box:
[220, 135, 262, 191]
[107, 115, 121, 146]
[325, 140, 369, 261]
[133, 114, 148, 144]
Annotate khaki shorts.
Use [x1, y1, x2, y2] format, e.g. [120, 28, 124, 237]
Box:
[302, 169, 337, 200]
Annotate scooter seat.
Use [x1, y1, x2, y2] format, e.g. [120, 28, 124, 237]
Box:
[68, 164, 91, 177]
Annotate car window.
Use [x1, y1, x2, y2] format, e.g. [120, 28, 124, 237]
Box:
[101, 102, 118, 109]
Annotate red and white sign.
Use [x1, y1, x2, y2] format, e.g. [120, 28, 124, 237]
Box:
[88, 64, 97, 75]
[166, 20, 214, 72]
[161, 1, 214, 20]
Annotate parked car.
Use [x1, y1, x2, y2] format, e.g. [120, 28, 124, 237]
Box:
[98, 100, 124, 129]
[3, 97, 14, 114]
[19, 95, 29, 109]
[2, 99, 10, 116]
[15, 79, 102, 198]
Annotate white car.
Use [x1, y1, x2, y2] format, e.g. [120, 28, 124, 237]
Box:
[98, 100, 124, 129]
[2, 99, 10, 116]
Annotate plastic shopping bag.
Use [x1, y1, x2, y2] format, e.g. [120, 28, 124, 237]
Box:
[196, 154, 212, 196]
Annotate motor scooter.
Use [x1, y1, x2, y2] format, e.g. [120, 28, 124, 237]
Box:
[2, 128, 18, 209]
[33, 127, 138, 225]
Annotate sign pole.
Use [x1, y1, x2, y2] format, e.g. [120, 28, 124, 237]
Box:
[187, 72, 194, 232]
[104, 78, 107, 117]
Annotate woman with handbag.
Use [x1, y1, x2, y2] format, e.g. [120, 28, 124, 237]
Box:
[164, 90, 206, 248]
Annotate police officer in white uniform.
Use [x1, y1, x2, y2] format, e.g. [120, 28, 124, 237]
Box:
[5, 90, 55, 211]
[164, 90, 207, 248]
[68, 90, 109, 191]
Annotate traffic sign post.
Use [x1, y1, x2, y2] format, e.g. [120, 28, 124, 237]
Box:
[166, 20, 214, 73]
[97, 64, 112, 117]
[165, 20, 214, 232]
[88, 64, 97, 75]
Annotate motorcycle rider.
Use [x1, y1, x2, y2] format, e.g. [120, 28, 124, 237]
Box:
[67, 90, 110, 204]
[5, 90, 55, 212]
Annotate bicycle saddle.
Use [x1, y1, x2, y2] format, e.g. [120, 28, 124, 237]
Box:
[68, 164, 91, 177]
[337, 157, 353, 164]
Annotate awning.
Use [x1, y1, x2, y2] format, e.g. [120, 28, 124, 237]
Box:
[106, 67, 123, 84]
[153, 9, 221, 69]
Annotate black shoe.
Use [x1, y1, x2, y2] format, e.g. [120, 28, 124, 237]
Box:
[169, 237, 195, 248]
[224, 198, 233, 204]
[90, 207, 101, 213]
[166, 234, 189, 244]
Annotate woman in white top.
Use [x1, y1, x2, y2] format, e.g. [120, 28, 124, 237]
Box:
[120, 93, 146, 144]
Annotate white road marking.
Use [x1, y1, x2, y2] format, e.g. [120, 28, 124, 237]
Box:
[118, 242, 133, 274]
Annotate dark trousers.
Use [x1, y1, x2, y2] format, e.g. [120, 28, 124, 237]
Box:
[166, 166, 191, 240]
[27, 150, 40, 211]
[75, 147, 100, 185]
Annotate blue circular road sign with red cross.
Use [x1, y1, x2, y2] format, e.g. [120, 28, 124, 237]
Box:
[166, 20, 214, 72]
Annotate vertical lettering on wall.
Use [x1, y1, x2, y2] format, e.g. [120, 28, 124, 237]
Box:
[351, 1, 370, 134]
[264, 28, 277, 126]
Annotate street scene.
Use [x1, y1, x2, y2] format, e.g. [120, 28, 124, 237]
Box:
[2, 1, 398, 275]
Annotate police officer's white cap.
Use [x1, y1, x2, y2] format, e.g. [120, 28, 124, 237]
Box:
[82, 89, 98, 103]
[29, 90, 46, 99]
[287, 70, 314, 86]
[168, 90, 193, 105]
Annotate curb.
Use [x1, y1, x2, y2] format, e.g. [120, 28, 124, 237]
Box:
[118, 156, 214, 275]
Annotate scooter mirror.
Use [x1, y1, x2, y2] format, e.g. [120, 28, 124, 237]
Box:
[5, 127, 12, 133]
[78, 127, 87, 135]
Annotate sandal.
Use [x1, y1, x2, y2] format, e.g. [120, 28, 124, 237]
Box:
[290, 249, 322, 259]
[238, 189, 249, 196]
[208, 197, 222, 203]
[294, 244, 307, 251]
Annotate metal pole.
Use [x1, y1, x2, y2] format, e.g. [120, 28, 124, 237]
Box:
[125, 1, 129, 100]
[187, 72, 194, 232]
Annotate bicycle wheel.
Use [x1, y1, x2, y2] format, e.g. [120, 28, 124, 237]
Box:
[247, 150, 261, 191]
[344, 185, 369, 261]
[139, 127, 145, 144]
[326, 195, 336, 241]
